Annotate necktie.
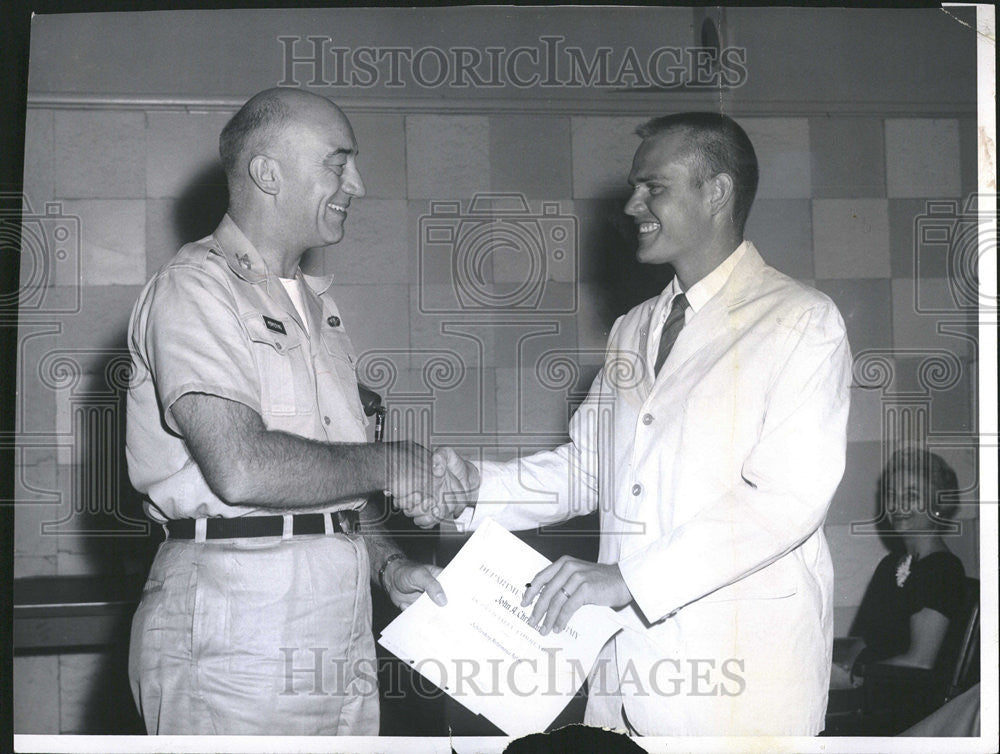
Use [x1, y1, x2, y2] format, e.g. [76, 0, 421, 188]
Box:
[654, 293, 688, 376]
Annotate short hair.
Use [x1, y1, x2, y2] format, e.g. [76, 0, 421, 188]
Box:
[219, 90, 292, 182]
[635, 112, 759, 233]
[878, 448, 960, 520]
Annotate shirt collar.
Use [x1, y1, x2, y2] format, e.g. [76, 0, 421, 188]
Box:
[211, 214, 335, 293]
[681, 241, 748, 313]
[211, 214, 269, 284]
[302, 270, 335, 296]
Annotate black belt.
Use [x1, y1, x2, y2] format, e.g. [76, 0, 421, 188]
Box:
[165, 510, 360, 540]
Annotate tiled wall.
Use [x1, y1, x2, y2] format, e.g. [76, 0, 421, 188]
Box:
[14, 105, 980, 732]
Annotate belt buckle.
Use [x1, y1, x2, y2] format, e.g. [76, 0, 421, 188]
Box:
[334, 509, 360, 535]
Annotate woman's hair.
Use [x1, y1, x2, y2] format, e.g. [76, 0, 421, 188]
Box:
[878, 448, 960, 520]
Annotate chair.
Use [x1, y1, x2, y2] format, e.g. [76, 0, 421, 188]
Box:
[944, 581, 980, 700]
[829, 576, 981, 736]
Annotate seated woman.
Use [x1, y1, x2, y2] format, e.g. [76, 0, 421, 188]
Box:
[830, 448, 966, 689]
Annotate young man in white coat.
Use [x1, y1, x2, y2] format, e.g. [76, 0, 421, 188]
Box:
[418, 112, 853, 736]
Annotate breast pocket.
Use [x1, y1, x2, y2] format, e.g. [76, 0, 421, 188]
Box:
[244, 315, 303, 416]
[319, 328, 365, 425]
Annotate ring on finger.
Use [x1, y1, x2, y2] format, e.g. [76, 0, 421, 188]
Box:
[558, 586, 572, 599]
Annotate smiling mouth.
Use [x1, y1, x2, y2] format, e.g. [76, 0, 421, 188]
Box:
[637, 221, 660, 235]
[327, 202, 348, 215]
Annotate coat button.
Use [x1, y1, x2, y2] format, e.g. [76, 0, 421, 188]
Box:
[274, 342, 283, 352]
[327, 315, 341, 327]
[324, 416, 331, 425]
[631, 483, 642, 496]
[642, 413, 653, 425]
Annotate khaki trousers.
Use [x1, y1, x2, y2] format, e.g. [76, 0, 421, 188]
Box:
[129, 531, 378, 735]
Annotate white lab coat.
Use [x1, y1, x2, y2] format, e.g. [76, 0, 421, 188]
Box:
[469, 242, 852, 735]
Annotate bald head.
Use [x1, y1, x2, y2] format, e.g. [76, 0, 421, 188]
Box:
[219, 88, 349, 191]
[218, 88, 364, 265]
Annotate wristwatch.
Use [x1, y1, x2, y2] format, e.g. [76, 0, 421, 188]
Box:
[378, 552, 406, 592]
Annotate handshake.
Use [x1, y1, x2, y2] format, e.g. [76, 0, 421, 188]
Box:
[385, 443, 480, 528]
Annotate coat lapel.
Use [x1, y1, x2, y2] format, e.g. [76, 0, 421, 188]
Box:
[652, 243, 767, 386]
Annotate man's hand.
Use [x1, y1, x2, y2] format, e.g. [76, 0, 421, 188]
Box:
[382, 558, 447, 610]
[414, 447, 481, 528]
[391, 446, 479, 527]
[521, 557, 632, 635]
[385, 440, 435, 515]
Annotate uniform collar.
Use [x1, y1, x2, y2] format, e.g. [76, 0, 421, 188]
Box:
[210, 214, 269, 284]
[301, 270, 335, 296]
[211, 214, 336, 293]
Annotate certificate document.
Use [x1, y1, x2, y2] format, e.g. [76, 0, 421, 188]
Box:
[378, 519, 625, 737]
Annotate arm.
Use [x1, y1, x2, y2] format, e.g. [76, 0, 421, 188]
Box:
[879, 608, 951, 669]
[171, 391, 433, 510]
[617, 301, 852, 623]
[830, 636, 868, 688]
[403, 364, 617, 531]
[833, 636, 868, 670]
[358, 502, 446, 609]
[405, 446, 480, 528]
[142, 266, 434, 511]
[415, 445, 633, 635]
[408, 432, 603, 531]
[477, 301, 850, 633]
[876, 554, 966, 669]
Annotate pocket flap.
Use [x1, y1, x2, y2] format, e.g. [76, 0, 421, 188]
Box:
[321, 328, 358, 365]
[698, 566, 798, 604]
[244, 314, 300, 352]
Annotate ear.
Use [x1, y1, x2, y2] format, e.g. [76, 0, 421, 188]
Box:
[706, 172, 735, 218]
[248, 154, 280, 196]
